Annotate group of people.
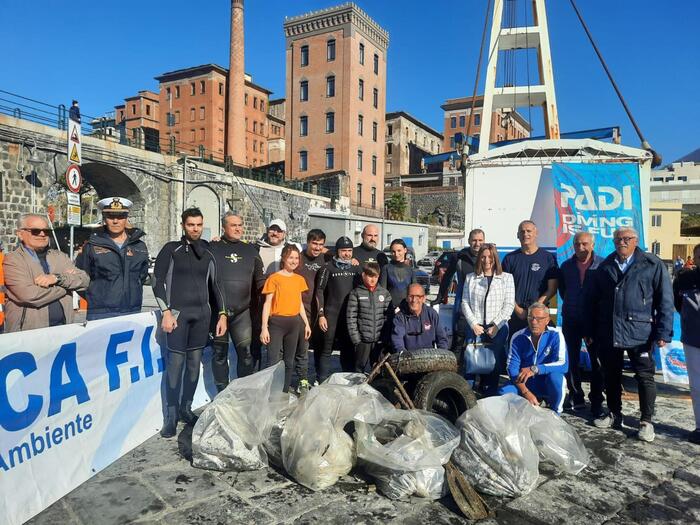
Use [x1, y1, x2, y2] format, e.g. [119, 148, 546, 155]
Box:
[1, 200, 699, 446]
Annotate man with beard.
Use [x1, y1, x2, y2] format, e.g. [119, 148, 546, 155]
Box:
[352, 224, 387, 266]
[76, 197, 149, 321]
[316, 236, 361, 382]
[434, 229, 485, 359]
[209, 212, 265, 391]
[153, 207, 227, 438]
[295, 228, 329, 390]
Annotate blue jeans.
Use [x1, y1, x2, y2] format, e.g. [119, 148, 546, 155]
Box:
[499, 372, 567, 413]
[464, 324, 509, 396]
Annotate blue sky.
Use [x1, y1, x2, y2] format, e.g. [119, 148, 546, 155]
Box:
[2, 0, 698, 163]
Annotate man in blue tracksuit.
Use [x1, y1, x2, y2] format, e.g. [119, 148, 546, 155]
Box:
[392, 283, 449, 352]
[499, 302, 568, 413]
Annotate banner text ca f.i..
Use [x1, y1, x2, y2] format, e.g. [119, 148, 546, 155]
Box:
[0, 313, 165, 525]
[552, 162, 646, 262]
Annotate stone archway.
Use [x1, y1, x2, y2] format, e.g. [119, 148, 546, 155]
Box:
[187, 184, 221, 240]
[81, 162, 145, 228]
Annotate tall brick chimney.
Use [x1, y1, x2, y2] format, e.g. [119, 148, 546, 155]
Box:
[226, 0, 246, 166]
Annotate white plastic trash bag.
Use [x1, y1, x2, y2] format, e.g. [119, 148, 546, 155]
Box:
[192, 362, 289, 471]
[356, 409, 459, 499]
[529, 406, 590, 475]
[263, 396, 299, 468]
[281, 372, 394, 491]
[452, 394, 541, 497]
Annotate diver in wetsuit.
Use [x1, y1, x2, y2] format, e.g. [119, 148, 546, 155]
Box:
[209, 212, 265, 390]
[153, 207, 227, 438]
[316, 236, 361, 381]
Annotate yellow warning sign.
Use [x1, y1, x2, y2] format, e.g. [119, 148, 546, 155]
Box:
[69, 144, 81, 163]
[70, 126, 80, 143]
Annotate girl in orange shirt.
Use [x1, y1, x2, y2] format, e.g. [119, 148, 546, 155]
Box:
[261, 245, 312, 391]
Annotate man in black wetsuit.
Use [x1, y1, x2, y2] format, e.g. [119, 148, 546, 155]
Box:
[316, 236, 361, 382]
[295, 228, 329, 389]
[352, 224, 387, 267]
[209, 212, 265, 390]
[153, 207, 227, 438]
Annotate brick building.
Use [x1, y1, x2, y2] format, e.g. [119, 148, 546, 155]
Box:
[113, 90, 160, 152]
[441, 95, 530, 152]
[385, 111, 442, 176]
[268, 99, 286, 163]
[283, 3, 389, 215]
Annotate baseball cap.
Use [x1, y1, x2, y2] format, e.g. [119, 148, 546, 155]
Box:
[268, 219, 287, 232]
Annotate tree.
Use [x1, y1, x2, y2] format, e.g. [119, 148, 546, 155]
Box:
[385, 192, 407, 220]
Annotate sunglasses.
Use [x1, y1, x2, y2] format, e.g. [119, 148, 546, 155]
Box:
[21, 228, 51, 236]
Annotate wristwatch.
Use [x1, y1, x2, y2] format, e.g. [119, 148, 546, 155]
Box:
[530, 365, 539, 375]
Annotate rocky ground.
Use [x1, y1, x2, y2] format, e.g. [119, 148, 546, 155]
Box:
[28, 370, 699, 525]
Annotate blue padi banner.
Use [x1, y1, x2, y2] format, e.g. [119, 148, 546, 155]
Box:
[0, 313, 207, 525]
[552, 162, 645, 262]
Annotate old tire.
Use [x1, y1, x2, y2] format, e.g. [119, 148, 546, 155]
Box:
[384, 348, 458, 377]
[413, 371, 477, 423]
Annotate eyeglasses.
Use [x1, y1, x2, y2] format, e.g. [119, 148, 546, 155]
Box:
[614, 236, 637, 244]
[407, 294, 425, 300]
[527, 315, 550, 322]
[21, 228, 51, 236]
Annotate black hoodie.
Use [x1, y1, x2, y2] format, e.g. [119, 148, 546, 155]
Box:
[436, 247, 478, 303]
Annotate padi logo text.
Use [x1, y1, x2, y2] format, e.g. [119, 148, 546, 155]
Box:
[560, 183, 633, 211]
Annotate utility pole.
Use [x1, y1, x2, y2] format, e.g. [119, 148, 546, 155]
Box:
[182, 153, 188, 215]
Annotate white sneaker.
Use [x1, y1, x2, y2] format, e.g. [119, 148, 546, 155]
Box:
[594, 411, 623, 429]
[637, 422, 655, 442]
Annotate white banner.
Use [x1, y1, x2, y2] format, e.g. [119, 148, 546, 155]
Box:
[0, 312, 213, 525]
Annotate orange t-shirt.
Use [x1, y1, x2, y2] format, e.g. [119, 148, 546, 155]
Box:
[262, 272, 308, 317]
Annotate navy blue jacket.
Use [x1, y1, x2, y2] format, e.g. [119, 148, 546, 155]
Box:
[76, 228, 149, 318]
[584, 248, 674, 347]
[392, 303, 448, 352]
[559, 253, 603, 320]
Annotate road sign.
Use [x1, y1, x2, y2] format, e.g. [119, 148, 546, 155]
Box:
[67, 120, 81, 165]
[65, 164, 82, 193]
[66, 191, 81, 226]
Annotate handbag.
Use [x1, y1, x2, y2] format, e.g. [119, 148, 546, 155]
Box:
[464, 337, 496, 375]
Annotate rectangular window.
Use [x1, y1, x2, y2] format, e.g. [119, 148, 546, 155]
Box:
[326, 111, 335, 133]
[175, 85, 180, 98]
[474, 113, 481, 126]
[357, 150, 363, 171]
[244, 93, 248, 105]
[300, 81, 308, 101]
[260, 123, 264, 134]
[299, 151, 308, 171]
[450, 135, 455, 149]
[146, 104, 151, 116]
[387, 124, 393, 135]
[253, 140, 257, 152]
[386, 161, 392, 173]
[359, 79, 364, 100]
[260, 100, 265, 112]
[357, 183, 362, 205]
[200, 128, 205, 140]
[459, 115, 465, 127]
[253, 97, 258, 109]
[166, 87, 171, 99]
[373, 88, 378, 109]
[200, 80, 205, 94]
[371, 187, 376, 208]
[300, 45, 309, 66]
[253, 121, 258, 133]
[200, 106, 205, 120]
[359, 43, 365, 64]
[326, 147, 334, 169]
[190, 129, 195, 141]
[190, 83, 195, 96]
[373, 53, 379, 74]
[299, 116, 308, 136]
[175, 110, 180, 124]
[387, 143, 393, 155]
[326, 76, 335, 97]
[651, 241, 661, 256]
[358, 115, 363, 136]
[218, 107, 224, 121]
[372, 121, 378, 141]
[450, 116, 456, 128]
[327, 39, 336, 61]
[219, 82, 223, 95]
[131, 104, 136, 115]
[190, 108, 195, 121]
[372, 155, 377, 175]
[652, 214, 662, 227]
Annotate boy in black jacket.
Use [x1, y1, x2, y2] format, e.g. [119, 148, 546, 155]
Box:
[346, 262, 392, 372]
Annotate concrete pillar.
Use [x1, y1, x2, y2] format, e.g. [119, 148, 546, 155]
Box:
[226, 0, 246, 166]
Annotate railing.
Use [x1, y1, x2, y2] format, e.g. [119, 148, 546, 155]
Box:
[350, 204, 384, 218]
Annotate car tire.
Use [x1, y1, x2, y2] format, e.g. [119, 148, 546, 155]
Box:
[413, 371, 477, 423]
[384, 348, 458, 377]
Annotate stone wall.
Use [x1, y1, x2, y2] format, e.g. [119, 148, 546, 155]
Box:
[383, 184, 464, 228]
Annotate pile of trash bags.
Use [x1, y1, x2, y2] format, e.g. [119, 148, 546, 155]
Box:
[191, 367, 589, 501]
[452, 393, 590, 497]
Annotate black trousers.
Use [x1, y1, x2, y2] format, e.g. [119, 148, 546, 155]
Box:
[268, 315, 303, 392]
[354, 341, 383, 373]
[599, 341, 656, 422]
[562, 317, 604, 407]
[211, 309, 254, 390]
[164, 347, 203, 409]
[450, 311, 468, 366]
[316, 309, 354, 383]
